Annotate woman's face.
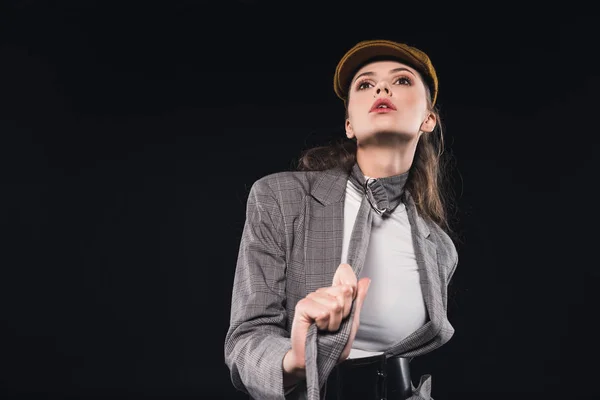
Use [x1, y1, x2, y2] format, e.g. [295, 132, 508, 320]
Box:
[345, 59, 435, 144]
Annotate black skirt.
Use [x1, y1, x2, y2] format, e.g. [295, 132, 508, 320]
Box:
[325, 353, 412, 400]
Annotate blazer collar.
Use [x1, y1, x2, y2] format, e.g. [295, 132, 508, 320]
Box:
[312, 160, 414, 207]
[347, 162, 408, 217]
[310, 166, 348, 206]
[310, 162, 431, 238]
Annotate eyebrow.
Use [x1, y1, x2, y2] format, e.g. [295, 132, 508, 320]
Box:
[352, 67, 416, 84]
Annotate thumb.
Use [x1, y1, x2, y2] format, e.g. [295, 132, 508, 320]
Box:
[338, 277, 371, 362]
[332, 263, 357, 289]
[354, 277, 371, 314]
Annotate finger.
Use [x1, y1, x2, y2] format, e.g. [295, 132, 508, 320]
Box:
[290, 305, 311, 367]
[297, 296, 332, 331]
[339, 277, 371, 362]
[306, 291, 343, 331]
[332, 263, 357, 292]
[315, 284, 354, 317]
[348, 277, 371, 337]
[353, 277, 372, 317]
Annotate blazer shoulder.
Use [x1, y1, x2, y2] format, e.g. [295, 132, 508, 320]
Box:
[252, 169, 324, 196]
[249, 167, 348, 208]
[428, 220, 459, 266]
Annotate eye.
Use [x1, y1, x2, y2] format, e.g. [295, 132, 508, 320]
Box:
[394, 76, 412, 86]
[356, 80, 373, 90]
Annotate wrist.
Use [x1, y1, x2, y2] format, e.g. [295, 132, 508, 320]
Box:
[282, 349, 305, 386]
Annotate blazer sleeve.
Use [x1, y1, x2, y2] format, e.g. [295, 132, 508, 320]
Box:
[224, 178, 291, 400]
[448, 250, 458, 283]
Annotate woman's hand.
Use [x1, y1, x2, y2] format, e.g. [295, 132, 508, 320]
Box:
[282, 263, 371, 383]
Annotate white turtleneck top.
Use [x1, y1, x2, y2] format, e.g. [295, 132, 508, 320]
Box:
[343, 177, 427, 359]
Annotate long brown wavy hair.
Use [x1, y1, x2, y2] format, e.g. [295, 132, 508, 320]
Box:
[295, 84, 460, 243]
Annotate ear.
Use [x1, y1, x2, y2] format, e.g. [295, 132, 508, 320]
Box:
[420, 112, 437, 133]
[345, 119, 355, 139]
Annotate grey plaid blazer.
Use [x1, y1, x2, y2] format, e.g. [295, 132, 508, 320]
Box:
[224, 164, 458, 400]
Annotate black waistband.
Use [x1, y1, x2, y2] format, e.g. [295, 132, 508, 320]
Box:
[325, 354, 412, 400]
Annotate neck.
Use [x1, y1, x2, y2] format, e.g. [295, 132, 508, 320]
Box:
[355, 137, 418, 178]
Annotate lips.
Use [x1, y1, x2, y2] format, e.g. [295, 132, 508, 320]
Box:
[370, 98, 397, 112]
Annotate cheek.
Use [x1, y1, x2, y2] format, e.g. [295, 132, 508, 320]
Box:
[403, 97, 429, 121]
[346, 99, 358, 116]
[346, 105, 361, 125]
[347, 93, 371, 113]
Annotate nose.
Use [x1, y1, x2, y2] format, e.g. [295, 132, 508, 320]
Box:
[374, 81, 392, 97]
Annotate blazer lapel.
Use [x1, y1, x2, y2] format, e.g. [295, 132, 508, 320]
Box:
[303, 167, 353, 399]
[387, 193, 445, 356]
[410, 203, 444, 330]
[304, 167, 349, 294]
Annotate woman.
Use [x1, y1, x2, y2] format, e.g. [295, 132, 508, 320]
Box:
[224, 39, 459, 400]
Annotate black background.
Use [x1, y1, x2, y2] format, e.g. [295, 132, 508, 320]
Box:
[2, 1, 599, 399]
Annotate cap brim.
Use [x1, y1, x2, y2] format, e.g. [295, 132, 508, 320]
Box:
[334, 41, 435, 103]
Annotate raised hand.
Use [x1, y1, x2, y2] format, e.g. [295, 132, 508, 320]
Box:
[283, 263, 371, 383]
